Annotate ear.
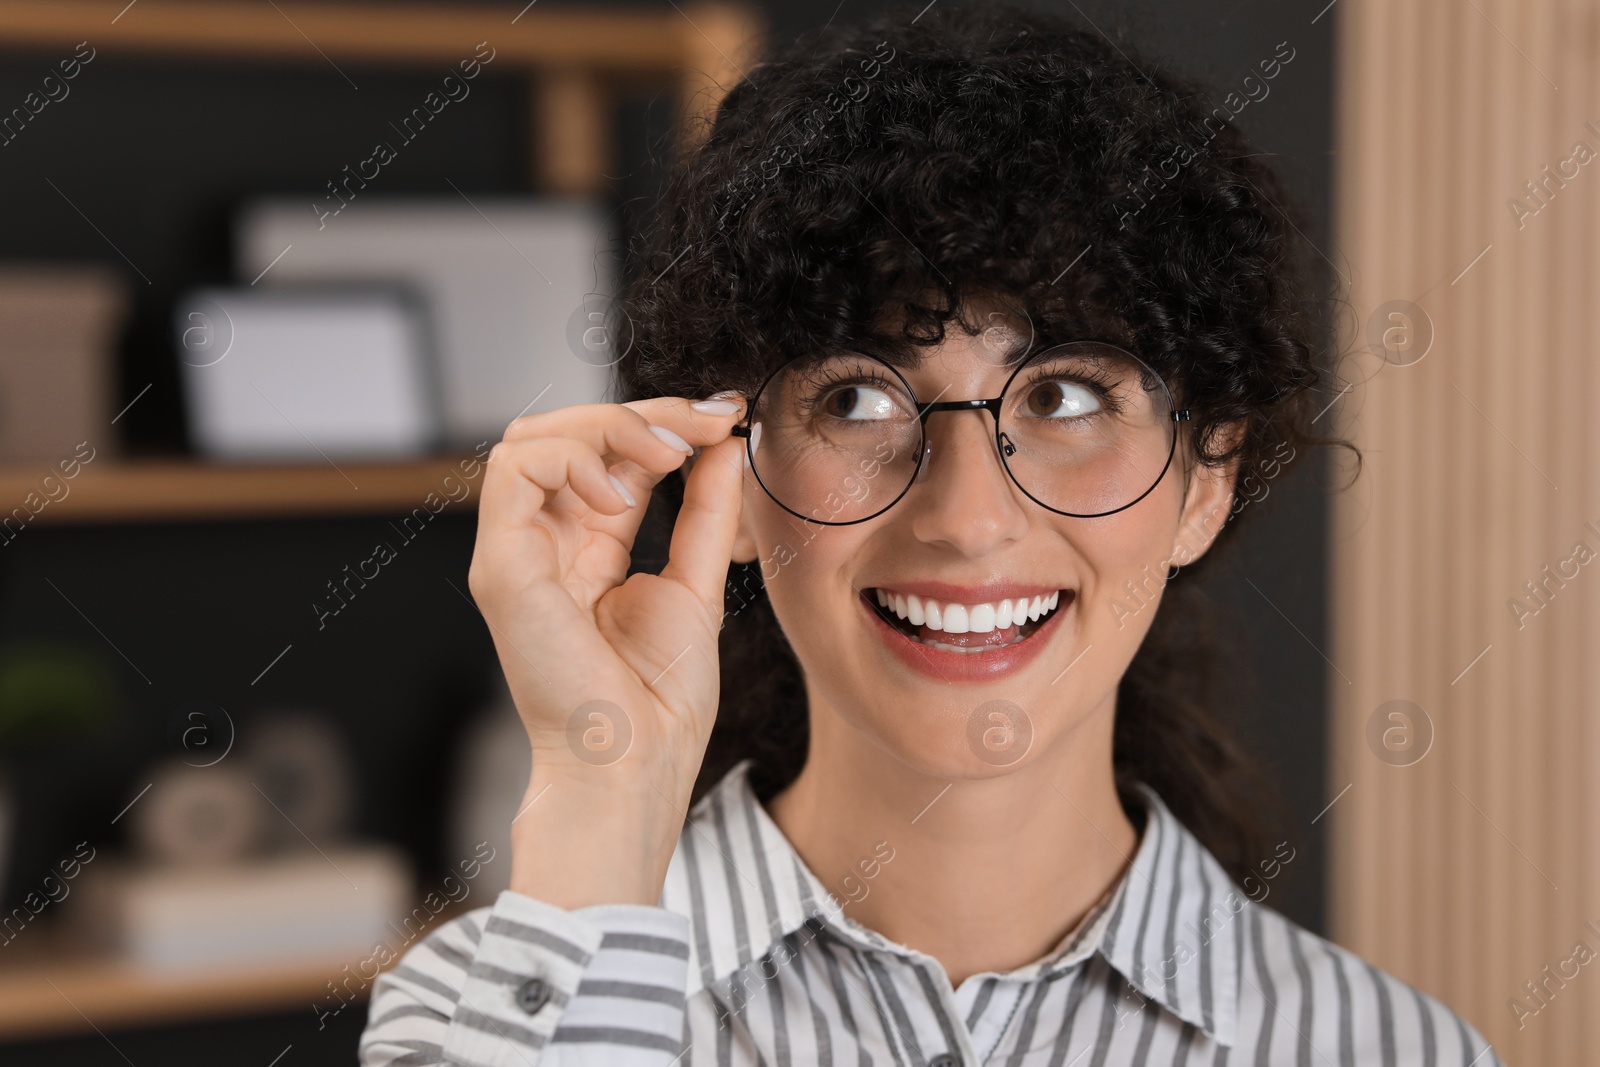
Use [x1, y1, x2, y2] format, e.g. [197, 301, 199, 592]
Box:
[731, 484, 759, 564]
[1168, 420, 1246, 569]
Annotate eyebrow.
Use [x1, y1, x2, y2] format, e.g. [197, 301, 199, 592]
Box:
[804, 332, 1039, 374]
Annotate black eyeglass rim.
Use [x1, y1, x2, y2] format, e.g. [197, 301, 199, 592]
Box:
[728, 340, 1192, 526]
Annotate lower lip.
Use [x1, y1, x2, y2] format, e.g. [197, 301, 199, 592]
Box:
[860, 590, 1072, 683]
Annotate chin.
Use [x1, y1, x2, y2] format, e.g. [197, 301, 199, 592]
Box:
[849, 703, 1052, 783]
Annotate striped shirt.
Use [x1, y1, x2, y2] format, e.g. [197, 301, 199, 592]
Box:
[360, 760, 1501, 1066]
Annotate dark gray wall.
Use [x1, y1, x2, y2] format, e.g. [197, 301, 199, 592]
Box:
[1061, 0, 1337, 944]
[1059, 0, 1338, 949]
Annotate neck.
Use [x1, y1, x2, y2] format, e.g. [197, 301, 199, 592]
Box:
[764, 694, 1139, 989]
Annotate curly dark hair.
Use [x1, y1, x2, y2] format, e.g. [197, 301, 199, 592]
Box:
[615, 1, 1358, 884]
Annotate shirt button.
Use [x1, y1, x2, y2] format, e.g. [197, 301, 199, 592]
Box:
[928, 1054, 960, 1067]
[515, 977, 552, 1014]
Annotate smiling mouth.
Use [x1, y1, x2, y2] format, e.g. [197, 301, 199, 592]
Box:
[862, 587, 1074, 654]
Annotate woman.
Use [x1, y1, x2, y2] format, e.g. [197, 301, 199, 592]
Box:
[360, 4, 1501, 1064]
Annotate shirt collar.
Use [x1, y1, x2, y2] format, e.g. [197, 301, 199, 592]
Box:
[661, 760, 1240, 1049]
[1093, 781, 1241, 1048]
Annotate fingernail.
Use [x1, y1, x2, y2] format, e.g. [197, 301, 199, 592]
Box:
[706, 389, 742, 401]
[690, 399, 740, 414]
[608, 473, 637, 508]
[649, 424, 694, 454]
[743, 445, 751, 471]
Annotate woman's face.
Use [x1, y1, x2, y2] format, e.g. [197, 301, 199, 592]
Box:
[727, 323, 1241, 779]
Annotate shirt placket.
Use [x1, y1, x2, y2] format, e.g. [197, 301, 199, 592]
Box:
[952, 976, 1028, 1064]
[857, 946, 986, 1067]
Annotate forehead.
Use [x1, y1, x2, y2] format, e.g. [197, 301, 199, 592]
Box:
[800, 305, 1040, 382]
[801, 330, 1134, 383]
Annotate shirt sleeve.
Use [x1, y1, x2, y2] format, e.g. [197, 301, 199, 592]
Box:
[359, 889, 692, 1067]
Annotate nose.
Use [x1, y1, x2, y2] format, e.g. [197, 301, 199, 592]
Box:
[903, 408, 1031, 554]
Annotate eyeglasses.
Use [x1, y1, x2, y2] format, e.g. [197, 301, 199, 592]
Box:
[730, 340, 1190, 526]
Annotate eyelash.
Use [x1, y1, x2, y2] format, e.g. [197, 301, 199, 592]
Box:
[1023, 365, 1126, 416]
[795, 365, 905, 419]
[797, 364, 1126, 417]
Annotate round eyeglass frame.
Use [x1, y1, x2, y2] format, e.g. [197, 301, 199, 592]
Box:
[728, 340, 1192, 526]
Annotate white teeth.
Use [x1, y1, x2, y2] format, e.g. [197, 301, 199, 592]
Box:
[873, 588, 1066, 633]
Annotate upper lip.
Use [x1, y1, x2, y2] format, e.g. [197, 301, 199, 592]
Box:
[862, 579, 1071, 604]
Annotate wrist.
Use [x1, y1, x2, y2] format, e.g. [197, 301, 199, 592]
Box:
[508, 756, 692, 908]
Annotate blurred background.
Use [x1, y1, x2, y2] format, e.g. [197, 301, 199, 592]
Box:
[0, 0, 1589, 1064]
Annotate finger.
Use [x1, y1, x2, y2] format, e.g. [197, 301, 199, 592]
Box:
[498, 404, 690, 475]
[658, 429, 748, 610]
[567, 456, 655, 555]
[477, 437, 638, 542]
[541, 395, 750, 547]
[619, 395, 748, 458]
[501, 396, 746, 464]
[601, 394, 748, 519]
[482, 397, 750, 566]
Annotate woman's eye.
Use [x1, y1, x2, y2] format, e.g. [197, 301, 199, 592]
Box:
[1025, 380, 1102, 419]
[823, 385, 898, 420]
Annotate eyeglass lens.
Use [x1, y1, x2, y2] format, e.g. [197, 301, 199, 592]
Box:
[743, 343, 1177, 524]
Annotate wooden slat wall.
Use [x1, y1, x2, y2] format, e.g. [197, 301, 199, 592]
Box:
[1328, 2, 1599, 1063]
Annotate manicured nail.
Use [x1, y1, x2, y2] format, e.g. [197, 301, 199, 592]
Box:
[608, 474, 637, 508]
[649, 424, 694, 454]
[690, 398, 740, 414]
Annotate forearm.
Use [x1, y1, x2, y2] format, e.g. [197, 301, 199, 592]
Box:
[507, 750, 696, 909]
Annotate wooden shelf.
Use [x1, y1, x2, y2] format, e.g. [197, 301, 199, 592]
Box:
[0, 457, 484, 524]
[0, 933, 387, 1041]
[0, 0, 763, 195]
[1, 0, 693, 68]
[0, 905, 472, 1041]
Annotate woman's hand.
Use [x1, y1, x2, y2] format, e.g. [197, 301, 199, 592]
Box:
[467, 394, 748, 907]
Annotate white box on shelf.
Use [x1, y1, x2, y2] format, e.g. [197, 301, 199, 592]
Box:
[73, 845, 414, 973]
[175, 287, 437, 461]
[236, 197, 618, 449]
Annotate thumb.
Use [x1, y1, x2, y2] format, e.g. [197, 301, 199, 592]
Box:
[658, 431, 747, 611]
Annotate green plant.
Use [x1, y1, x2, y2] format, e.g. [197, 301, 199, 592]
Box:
[0, 640, 116, 752]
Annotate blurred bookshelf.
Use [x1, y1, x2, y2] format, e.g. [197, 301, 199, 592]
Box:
[0, 0, 762, 1049]
[0, 457, 483, 524]
[0, 924, 383, 1040]
[0, 0, 761, 195]
[0, 903, 470, 1041]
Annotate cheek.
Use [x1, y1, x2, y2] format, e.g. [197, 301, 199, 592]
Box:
[1066, 488, 1186, 645]
[748, 498, 862, 640]
[1075, 490, 1180, 572]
